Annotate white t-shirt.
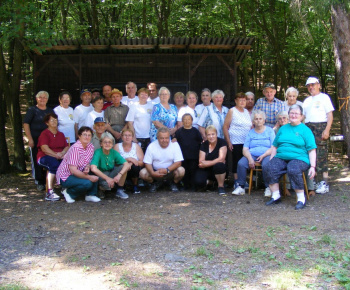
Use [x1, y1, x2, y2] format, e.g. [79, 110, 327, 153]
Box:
[303, 93, 334, 123]
[144, 140, 184, 170]
[228, 107, 252, 144]
[177, 106, 199, 128]
[121, 96, 139, 106]
[54, 105, 76, 143]
[148, 96, 160, 105]
[84, 110, 105, 129]
[73, 104, 93, 129]
[125, 102, 154, 138]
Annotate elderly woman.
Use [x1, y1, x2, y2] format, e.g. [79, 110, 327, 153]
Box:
[174, 113, 203, 190]
[198, 90, 229, 140]
[91, 132, 131, 199]
[177, 91, 199, 128]
[232, 110, 275, 196]
[114, 128, 144, 194]
[56, 126, 100, 203]
[194, 125, 227, 195]
[54, 91, 76, 144]
[174, 92, 186, 111]
[264, 104, 317, 210]
[284, 87, 303, 111]
[274, 111, 289, 134]
[37, 113, 69, 201]
[150, 87, 178, 141]
[24, 91, 54, 191]
[223, 92, 252, 186]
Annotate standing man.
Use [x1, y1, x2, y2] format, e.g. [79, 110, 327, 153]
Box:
[104, 89, 129, 142]
[122, 81, 139, 106]
[91, 88, 101, 100]
[147, 82, 160, 104]
[102, 85, 113, 110]
[253, 83, 285, 128]
[245, 91, 255, 115]
[303, 77, 334, 194]
[195, 88, 212, 119]
[139, 128, 185, 192]
[73, 89, 93, 139]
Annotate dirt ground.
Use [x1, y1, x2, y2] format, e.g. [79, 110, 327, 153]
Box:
[0, 159, 349, 289]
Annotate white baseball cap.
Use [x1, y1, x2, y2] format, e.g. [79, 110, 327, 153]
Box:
[305, 77, 320, 85]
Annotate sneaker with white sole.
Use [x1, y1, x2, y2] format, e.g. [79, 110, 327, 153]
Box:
[315, 181, 329, 194]
[115, 188, 129, 199]
[85, 195, 101, 202]
[264, 187, 272, 197]
[45, 189, 60, 201]
[232, 186, 245, 195]
[62, 188, 75, 203]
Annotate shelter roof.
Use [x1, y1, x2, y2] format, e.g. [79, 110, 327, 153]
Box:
[28, 37, 253, 64]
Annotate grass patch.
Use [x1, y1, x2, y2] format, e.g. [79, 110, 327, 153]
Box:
[0, 284, 31, 290]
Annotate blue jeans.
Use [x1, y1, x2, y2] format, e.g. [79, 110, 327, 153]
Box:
[60, 175, 98, 199]
[236, 155, 270, 187]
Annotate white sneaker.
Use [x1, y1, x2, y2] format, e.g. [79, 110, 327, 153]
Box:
[315, 181, 329, 194]
[85, 195, 101, 202]
[232, 186, 245, 195]
[62, 189, 75, 203]
[264, 187, 272, 197]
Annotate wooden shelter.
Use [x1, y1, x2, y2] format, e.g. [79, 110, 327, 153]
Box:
[28, 37, 253, 106]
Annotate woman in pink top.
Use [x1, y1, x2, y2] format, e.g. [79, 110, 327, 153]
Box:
[56, 126, 100, 203]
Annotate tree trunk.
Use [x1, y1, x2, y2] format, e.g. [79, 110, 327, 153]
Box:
[8, 38, 26, 172]
[330, 4, 350, 165]
[0, 88, 10, 174]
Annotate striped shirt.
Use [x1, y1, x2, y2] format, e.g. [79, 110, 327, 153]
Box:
[56, 140, 94, 184]
[253, 97, 285, 128]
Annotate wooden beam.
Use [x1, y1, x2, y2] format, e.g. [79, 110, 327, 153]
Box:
[216, 55, 235, 77]
[159, 45, 187, 49]
[111, 45, 154, 49]
[189, 44, 234, 50]
[42, 45, 79, 51]
[81, 45, 109, 50]
[190, 55, 208, 77]
[236, 45, 251, 50]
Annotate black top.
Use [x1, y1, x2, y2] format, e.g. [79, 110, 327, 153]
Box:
[175, 127, 202, 160]
[23, 106, 54, 144]
[200, 138, 227, 161]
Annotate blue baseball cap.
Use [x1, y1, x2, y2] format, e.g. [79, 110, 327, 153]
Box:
[80, 89, 91, 96]
[94, 117, 106, 124]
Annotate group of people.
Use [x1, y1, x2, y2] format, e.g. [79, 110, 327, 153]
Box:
[23, 77, 334, 210]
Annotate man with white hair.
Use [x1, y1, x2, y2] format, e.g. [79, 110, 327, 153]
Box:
[245, 91, 255, 114]
[303, 76, 334, 194]
[122, 81, 139, 106]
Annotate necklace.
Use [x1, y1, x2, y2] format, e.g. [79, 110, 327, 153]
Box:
[104, 153, 111, 166]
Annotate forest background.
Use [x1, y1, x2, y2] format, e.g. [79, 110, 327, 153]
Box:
[0, 0, 349, 174]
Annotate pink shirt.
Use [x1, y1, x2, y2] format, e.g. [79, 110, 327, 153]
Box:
[56, 140, 94, 184]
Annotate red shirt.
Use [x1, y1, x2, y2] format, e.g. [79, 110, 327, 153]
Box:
[37, 129, 68, 161]
[102, 102, 113, 111]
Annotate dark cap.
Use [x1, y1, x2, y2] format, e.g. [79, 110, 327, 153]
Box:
[91, 88, 100, 93]
[94, 117, 106, 124]
[80, 89, 91, 96]
[263, 83, 276, 90]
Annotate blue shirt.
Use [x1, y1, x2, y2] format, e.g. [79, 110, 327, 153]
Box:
[244, 126, 275, 156]
[253, 97, 286, 128]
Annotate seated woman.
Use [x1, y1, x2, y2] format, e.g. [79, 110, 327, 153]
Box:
[264, 105, 317, 210]
[91, 132, 131, 199]
[194, 125, 227, 195]
[174, 113, 203, 190]
[232, 110, 275, 196]
[56, 126, 100, 203]
[114, 128, 144, 194]
[37, 113, 69, 201]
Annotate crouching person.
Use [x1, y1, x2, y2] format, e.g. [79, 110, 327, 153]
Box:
[56, 126, 99, 203]
[90, 132, 131, 199]
[140, 127, 185, 192]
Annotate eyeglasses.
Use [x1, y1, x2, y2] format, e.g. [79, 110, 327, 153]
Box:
[49, 119, 58, 122]
[81, 133, 92, 137]
[289, 112, 301, 116]
[102, 140, 113, 144]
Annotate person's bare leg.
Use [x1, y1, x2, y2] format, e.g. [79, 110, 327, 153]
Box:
[117, 171, 128, 187]
[174, 167, 185, 183]
[215, 173, 226, 188]
[47, 173, 56, 190]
